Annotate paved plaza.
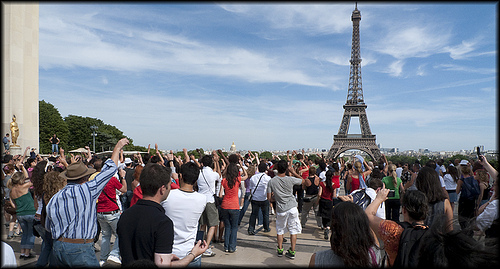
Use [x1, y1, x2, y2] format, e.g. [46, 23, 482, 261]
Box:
[2, 186, 466, 268]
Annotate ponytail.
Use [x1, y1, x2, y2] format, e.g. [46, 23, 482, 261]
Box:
[388, 164, 397, 186]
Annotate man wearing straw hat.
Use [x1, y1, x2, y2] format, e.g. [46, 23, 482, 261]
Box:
[46, 138, 129, 267]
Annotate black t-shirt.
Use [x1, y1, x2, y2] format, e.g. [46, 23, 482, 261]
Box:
[117, 199, 174, 266]
[124, 167, 135, 191]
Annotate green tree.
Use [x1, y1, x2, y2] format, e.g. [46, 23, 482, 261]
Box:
[39, 100, 70, 154]
[259, 151, 273, 160]
[64, 115, 134, 152]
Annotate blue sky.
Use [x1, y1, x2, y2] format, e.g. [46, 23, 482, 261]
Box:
[38, 3, 497, 152]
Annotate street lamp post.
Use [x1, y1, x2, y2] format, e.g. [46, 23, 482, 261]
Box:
[90, 125, 98, 153]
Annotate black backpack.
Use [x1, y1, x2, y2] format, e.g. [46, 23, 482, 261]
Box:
[351, 189, 371, 210]
[460, 176, 480, 200]
[394, 222, 429, 268]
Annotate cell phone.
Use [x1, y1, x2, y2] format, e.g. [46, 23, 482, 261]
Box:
[476, 146, 481, 157]
[195, 231, 204, 245]
[388, 190, 395, 197]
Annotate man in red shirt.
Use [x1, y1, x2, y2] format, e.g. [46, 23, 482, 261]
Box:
[97, 168, 127, 265]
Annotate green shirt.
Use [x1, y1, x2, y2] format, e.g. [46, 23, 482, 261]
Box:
[382, 176, 402, 200]
[13, 192, 36, 216]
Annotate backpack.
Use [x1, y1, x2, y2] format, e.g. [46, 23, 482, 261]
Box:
[460, 176, 480, 200]
[351, 189, 371, 210]
[394, 222, 429, 268]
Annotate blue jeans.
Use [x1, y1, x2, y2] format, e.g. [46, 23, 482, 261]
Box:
[221, 209, 239, 252]
[248, 200, 270, 232]
[17, 214, 35, 249]
[186, 255, 201, 267]
[52, 240, 99, 267]
[34, 224, 54, 267]
[238, 193, 262, 226]
[97, 211, 121, 261]
[51, 144, 59, 153]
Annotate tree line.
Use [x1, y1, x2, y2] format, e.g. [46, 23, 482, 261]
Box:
[39, 100, 497, 170]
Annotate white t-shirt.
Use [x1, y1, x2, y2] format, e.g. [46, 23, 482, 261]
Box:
[248, 172, 271, 201]
[438, 175, 446, 188]
[443, 174, 458, 191]
[161, 189, 206, 259]
[395, 167, 403, 179]
[1, 241, 17, 267]
[197, 166, 221, 203]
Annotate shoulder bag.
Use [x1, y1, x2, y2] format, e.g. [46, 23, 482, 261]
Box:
[248, 174, 265, 201]
[201, 170, 222, 207]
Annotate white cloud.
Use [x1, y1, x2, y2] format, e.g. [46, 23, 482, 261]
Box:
[434, 64, 496, 75]
[219, 4, 353, 35]
[372, 24, 451, 60]
[39, 10, 327, 88]
[442, 40, 478, 60]
[383, 60, 405, 77]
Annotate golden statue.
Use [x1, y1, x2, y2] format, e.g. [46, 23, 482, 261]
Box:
[10, 115, 19, 146]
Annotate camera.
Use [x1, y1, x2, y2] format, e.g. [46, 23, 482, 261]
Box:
[477, 147, 484, 161]
[388, 190, 395, 197]
[195, 231, 204, 245]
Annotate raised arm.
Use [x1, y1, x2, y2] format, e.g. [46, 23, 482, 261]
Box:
[183, 148, 190, 164]
[84, 146, 92, 163]
[58, 148, 69, 168]
[111, 138, 130, 166]
[365, 184, 390, 239]
[213, 151, 221, 178]
[239, 159, 248, 181]
[119, 148, 124, 164]
[478, 155, 498, 181]
[117, 168, 127, 193]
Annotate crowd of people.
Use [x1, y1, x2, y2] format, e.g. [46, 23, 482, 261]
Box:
[1, 139, 498, 267]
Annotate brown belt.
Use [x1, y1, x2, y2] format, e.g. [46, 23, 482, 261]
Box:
[57, 237, 92, 244]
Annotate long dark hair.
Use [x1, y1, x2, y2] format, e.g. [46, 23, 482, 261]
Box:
[415, 167, 447, 203]
[446, 166, 459, 183]
[325, 170, 334, 192]
[330, 202, 376, 267]
[225, 162, 239, 189]
[31, 160, 48, 198]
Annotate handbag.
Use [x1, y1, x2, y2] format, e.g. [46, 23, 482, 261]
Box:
[201, 170, 222, 207]
[248, 174, 265, 201]
[4, 198, 17, 215]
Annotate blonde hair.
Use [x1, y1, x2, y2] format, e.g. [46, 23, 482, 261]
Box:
[8, 171, 25, 189]
[475, 169, 489, 184]
[388, 164, 398, 186]
[354, 161, 363, 174]
[246, 164, 255, 177]
[43, 171, 66, 203]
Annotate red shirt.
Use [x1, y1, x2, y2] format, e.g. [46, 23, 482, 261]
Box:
[97, 176, 122, 212]
[221, 177, 241, 210]
[320, 181, 334, 200]
[171, 178, 180, 189]
[350, 175, 360, 192]
[332, 175, 340, 189]
[300, 165, 309, 179]
[130, 185, 143, 207]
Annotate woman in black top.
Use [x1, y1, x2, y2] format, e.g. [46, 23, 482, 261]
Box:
[300, 166, 321, 229]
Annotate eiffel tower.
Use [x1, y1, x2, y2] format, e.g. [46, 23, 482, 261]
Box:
[327, 4, 382, 162]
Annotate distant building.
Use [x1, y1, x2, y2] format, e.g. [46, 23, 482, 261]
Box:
[229, 142, 236, 154]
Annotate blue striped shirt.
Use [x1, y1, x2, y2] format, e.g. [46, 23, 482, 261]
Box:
[46, 159, 117, 239]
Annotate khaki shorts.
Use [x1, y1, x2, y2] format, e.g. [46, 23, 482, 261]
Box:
[199, 202, 219, 227]
[275, 207, 302, 235]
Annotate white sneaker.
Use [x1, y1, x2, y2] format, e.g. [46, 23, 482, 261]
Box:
[202, 248, 216, 257]
[107, 255, 121, 264]
[99, 261, 105, 267]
